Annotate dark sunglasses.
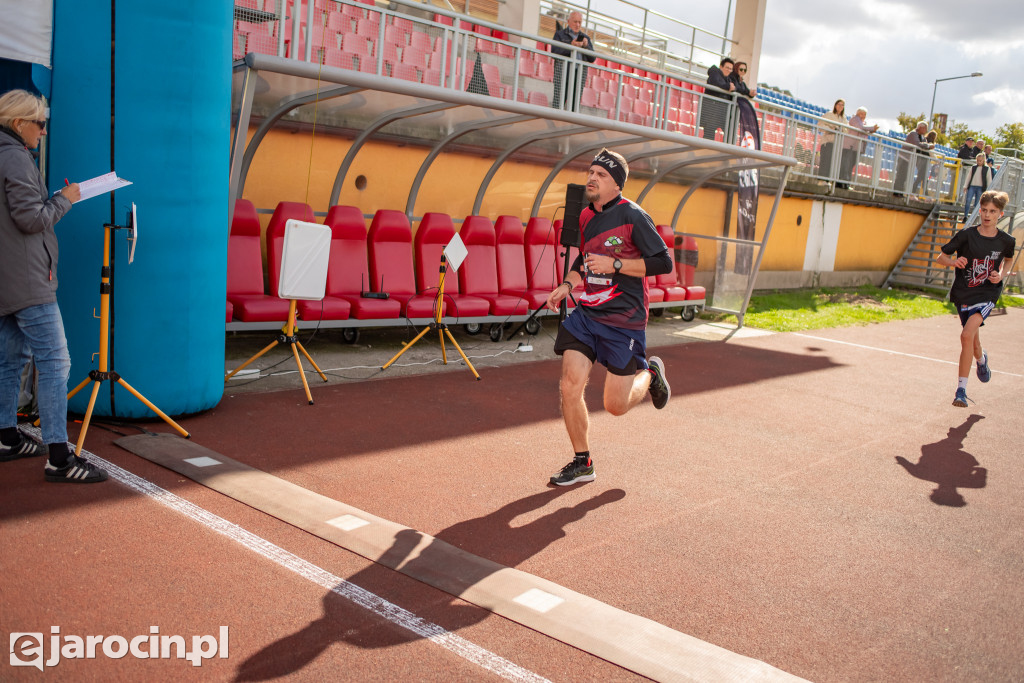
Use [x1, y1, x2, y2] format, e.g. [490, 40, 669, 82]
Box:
[30, 119, 46, 131]
[738, 68, 747, 73]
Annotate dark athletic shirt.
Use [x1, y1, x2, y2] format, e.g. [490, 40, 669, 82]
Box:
[568, 195, 670, 330]
[941, 225, 1016, 306]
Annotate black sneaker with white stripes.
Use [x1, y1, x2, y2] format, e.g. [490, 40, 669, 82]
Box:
[44, 455, 109, 483]
[0, 433, 47, 461]
[647, 356, 671, 409]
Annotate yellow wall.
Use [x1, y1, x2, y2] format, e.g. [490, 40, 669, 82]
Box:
[833, 204, 922, 271]
[240, 128, 926, 277]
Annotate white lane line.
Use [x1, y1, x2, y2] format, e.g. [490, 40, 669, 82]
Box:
[24, 428, 548, 683]
[793, 332, 1024, 378]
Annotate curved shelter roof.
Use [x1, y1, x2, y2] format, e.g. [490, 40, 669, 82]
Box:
[229, 52, 798, 322]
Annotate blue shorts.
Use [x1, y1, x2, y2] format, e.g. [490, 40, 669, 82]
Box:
[554, 308, 648, 376]
[958, 301, 995, 327]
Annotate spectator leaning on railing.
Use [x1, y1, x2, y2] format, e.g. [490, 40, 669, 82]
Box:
[962, 152, 991, 223]
[701, 57, 735, 141]
[551, 11, 595, 113]
[842, 106, 879, 188]
[957, 137, 976, 160]
[817, 99, 846, 183]
[895, 121, 934, 197]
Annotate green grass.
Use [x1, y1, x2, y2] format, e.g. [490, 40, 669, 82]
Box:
[700, 285, 1023, 332]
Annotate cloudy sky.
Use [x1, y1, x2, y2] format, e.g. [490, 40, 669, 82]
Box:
[591, 0, 1022, 139]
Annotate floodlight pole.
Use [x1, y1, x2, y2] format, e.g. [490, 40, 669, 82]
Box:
[928, 72, 982, 129]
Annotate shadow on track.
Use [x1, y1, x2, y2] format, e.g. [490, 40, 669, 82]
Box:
[234, 486, 625, 681]
[896, 414, 987, 507]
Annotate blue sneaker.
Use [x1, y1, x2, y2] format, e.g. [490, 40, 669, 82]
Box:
[952, 388, 972, 408]
[976, 354, 991, 383]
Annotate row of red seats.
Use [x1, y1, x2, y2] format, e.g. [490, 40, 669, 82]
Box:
[226, 199, 704, 326]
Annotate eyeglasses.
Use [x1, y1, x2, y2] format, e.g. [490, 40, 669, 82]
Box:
[738, 68, 747, 73]
[30, 120, 46, 131]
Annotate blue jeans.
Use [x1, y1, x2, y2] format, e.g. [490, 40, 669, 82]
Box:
[0, 303, 71, 445]
[964, 185, 983, 221]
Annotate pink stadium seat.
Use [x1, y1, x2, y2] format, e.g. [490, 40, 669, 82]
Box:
[458, 216, 530, 316]
[327, 11, 351, 33]
[414, 213, 491, 318]
[580, 88, 598, 108]
[494, 215, 549, 310]
[341, 33, 370, 56]
[401, 45, 430, 70]
[324, 48, 357, 69]
[308, 205, 400, 320]
[390, 63, 420, 82]
[408, 30, 432, 51]
[341, 3, 366, 20]
[226, 199, 292, 323]
[528, 91, 549, 107]
[518, 56, 536, 78]
[367, 210, 441, 318]
[536, 61, 554, 82]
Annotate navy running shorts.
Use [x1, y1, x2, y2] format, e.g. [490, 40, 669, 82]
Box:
[554, 308, 648, 376]
[958, 301, 995, 327]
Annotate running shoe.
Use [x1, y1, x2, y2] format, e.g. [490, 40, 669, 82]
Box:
[647, 356, 671, 409]
[952, 388, 972, 408]
[550, 458, 595, 486]
[44, 455, 109, 483]
[976, 354, 991, 383]
[0, 432, 46, 462]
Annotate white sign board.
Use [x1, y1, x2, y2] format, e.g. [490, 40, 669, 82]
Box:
[278, 219, 331, 300]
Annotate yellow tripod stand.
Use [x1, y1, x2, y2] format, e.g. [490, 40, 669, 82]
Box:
[67, 222, 190, 455]
[224, 299, 328, 404]
[381, 254, 480, 380]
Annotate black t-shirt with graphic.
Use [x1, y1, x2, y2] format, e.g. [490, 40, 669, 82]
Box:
[941, 225, 1016, 306]
[568, 196, 669, 330]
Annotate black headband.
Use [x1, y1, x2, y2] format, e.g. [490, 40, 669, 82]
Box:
[591, 152, 627, 190]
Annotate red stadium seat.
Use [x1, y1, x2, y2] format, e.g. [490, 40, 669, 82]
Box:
[226, 199, 292, 322]
[495, 215, 551, 310]
[306, 205, 400, 320]
[266, 201, 316, 302]
[367, 209, 440, 319]
[458, 216, 530, 315]
[414, 213, 490, 318]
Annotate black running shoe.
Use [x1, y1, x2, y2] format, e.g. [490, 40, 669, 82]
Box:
[550, 458, 595, 486]
[0, 433, 47, 462]
[44, 455, 109, 483]
[647, 356, 670, 409]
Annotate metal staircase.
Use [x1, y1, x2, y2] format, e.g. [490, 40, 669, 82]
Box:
[883, 202, 962, 293]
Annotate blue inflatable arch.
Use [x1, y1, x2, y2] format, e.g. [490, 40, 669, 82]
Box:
[48, 1, 231, 418]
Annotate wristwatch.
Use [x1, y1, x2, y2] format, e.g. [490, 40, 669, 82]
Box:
[612, 258, 622, 274]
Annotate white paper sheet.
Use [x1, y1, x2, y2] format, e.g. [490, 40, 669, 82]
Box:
[74, 172, 133, 203]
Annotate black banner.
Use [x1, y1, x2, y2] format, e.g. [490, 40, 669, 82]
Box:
[735, 97, 760, 275]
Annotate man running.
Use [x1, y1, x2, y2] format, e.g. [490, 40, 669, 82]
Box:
[545, 148, 674, 486]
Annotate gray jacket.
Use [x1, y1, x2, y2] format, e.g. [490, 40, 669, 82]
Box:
[0, 127, 72, 316]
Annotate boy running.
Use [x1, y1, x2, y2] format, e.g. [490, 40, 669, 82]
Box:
[935, 190, 1016, 407]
